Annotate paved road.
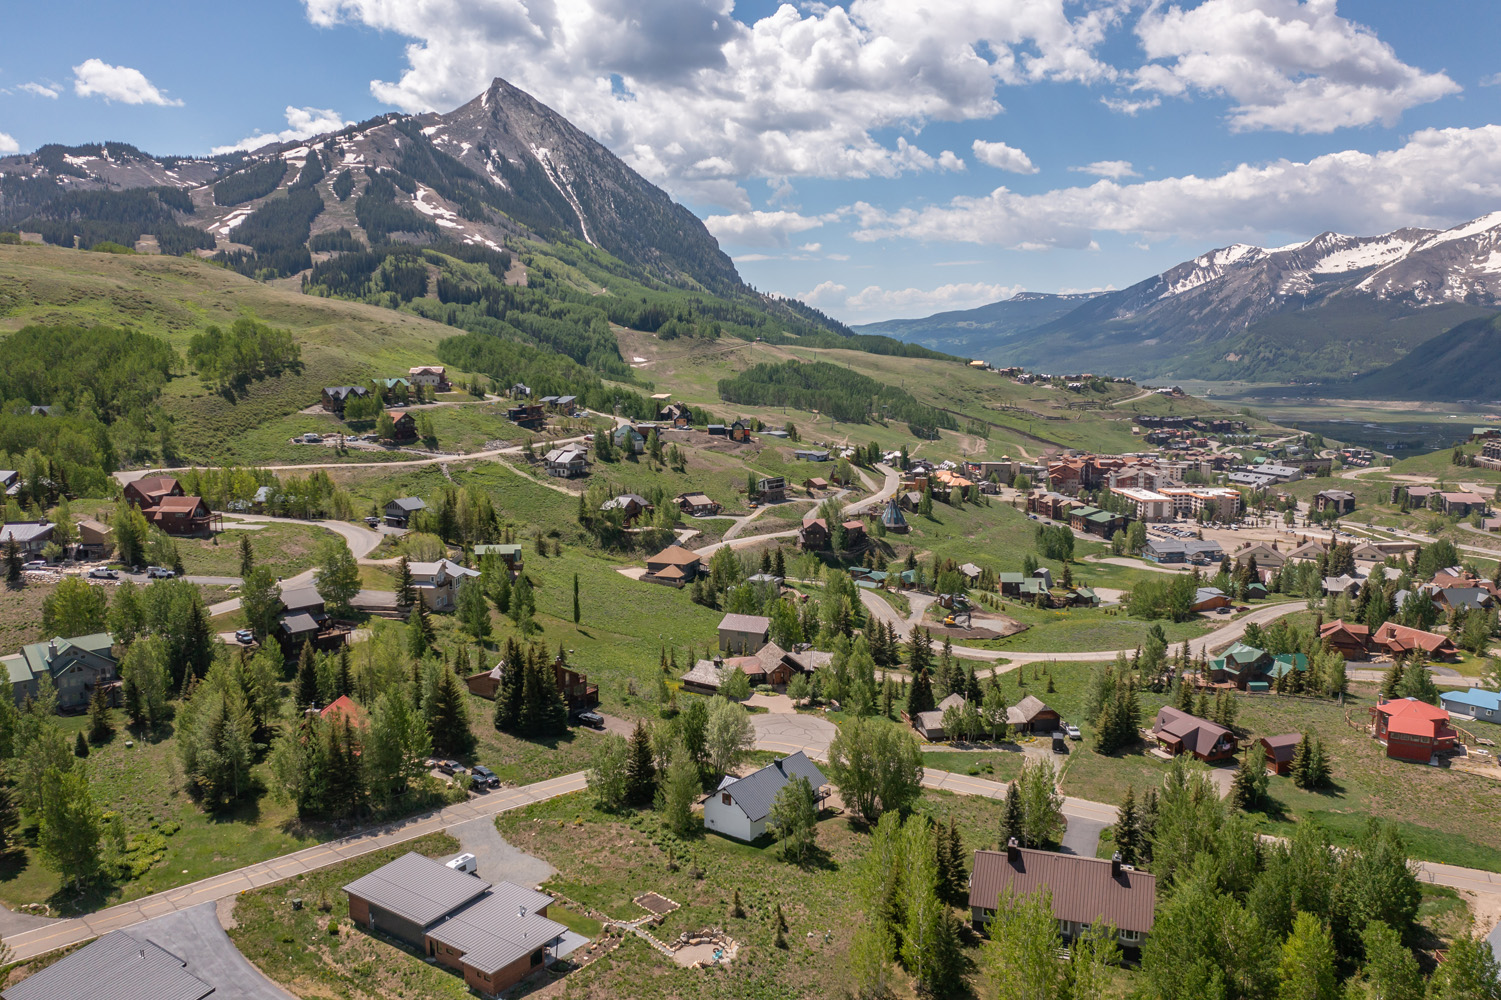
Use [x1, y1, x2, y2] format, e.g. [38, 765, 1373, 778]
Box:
[111, 432, 594, 486]
[134, 902, 297, 1000]
[844, 463, 900, 515]
[4, 772, 587, 962]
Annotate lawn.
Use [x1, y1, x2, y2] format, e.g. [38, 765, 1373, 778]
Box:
[180, 521, 347, 578]
[961, 604, 1214, 654]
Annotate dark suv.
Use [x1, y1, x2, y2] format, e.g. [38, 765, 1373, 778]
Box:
[469, 765, 500, 789]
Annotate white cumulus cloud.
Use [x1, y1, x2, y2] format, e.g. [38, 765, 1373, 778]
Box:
[798, 280, 849, 307]
[851, 125, 1501, 248]
[1128, 0, 1460, 133]
[0, 132, 19, 155]
[846, 281, 1024, 313]
[72, 59, 182, 106]
[971, 139, 1037, 174]
[300, 0, 1123, 206]
[212, 106, 355, 155]
[19, 83, 59, 99]
[704, 209, 834, 248]
[1071, 159, 1138, 178]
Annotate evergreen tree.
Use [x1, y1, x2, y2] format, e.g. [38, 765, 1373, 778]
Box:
[425, 664, 475, 758]
[572, 572, 581, 624]
[1001, 781, 1024, 846]
[1113, 785, 1141, 865]
[625, 722, 656, 806]
[455, 576, 491, 641]
[238, 533, 255, 578]
[407, 602, 434, 658]
[493, 639, 525, 733]
[296, 643, 320, 709]
[334, 645, 353, 699]
[1276, 912, 1337, 1000]
[37, 766, 101, 887]
[395, 555, 416, 608]
[87, 683, 112, 744]
[906, 666, 936, 716]
[1290, 734, 1313, 789]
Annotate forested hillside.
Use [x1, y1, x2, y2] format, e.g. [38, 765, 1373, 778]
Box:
[717, 360, 959, 438]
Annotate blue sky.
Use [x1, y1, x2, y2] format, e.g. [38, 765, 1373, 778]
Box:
[5, 0, 1501, 323]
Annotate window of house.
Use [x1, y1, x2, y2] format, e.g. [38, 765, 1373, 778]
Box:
[1119, 929, 1142, 943]
[722, 793, 732, 805]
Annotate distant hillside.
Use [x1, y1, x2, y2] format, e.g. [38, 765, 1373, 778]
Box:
[1335, 312, 1501, 401]
[851, 292, 1097, 356]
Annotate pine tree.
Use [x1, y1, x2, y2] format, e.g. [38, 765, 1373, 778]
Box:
[1001, 782, 1023, 846]
[773, 546, 786, 579]
[625, 722, 655, 806]
[1308, 737, 1331, 789]
[407, 603, 434, 659]
[5, 539, 21, 583]
[335, 645, 352, 699]
[426, 664, 475, 758]
[87, 682, 112, 744]
[1290, 733, 1313, 788]
[296, 643, 320, 709]
[1113, 785, 1140, 865]
[907, 667, 936, 716]
[238, 533, 255, 578]
[572, 573, 580, 624]
[396, 556, 416, 608]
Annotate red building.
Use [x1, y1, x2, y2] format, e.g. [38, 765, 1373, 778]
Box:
[1370, 697, 1458, 762]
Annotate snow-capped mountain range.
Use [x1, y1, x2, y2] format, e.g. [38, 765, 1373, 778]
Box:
[862, 211, 1501, 382]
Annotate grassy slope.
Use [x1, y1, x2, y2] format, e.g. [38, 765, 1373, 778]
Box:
[0, 242, 473, 464]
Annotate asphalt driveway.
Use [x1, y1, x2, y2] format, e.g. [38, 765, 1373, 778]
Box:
[138, 901, 297, 1000]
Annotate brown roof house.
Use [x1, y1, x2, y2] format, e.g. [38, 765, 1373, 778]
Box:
[123, 475, 183, 509]
[1006, 695, 1061, 734]
[719, 613, 770, 655]
[1371, 622, 1459, 661]
[970, 842, 1156, 950]
[681, 643, 794, 694]
[643, 544, 702, 587]
[1260, 733, 1302, 776]
[1318, 620, 1370, 660]
[146, 495, 221, 536]
[466, 655, 598, 710]
[677, 493, 721, 517]
[345, 852, 585, 997]
[1152, 706, 1236, 762]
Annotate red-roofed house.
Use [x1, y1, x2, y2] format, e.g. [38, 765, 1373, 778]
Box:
[1371, 622, 1459, 661]
[1369, 697, 1458, 762]
[320, 695, 367, 728]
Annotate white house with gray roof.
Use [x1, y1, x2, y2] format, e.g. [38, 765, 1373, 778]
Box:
[703, 752, 827, 842]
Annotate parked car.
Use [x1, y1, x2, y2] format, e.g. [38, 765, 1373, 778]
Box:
[1050, 731, 1069, 754]
[21, 560, 47, 571]
[234, 629, 255, 644]
[436, 759, 466, 776]
[364, 516, 380, 526]
[87, 567, 119, 579]
[469, 765, 500, 789]
[147, 566, 175, 579]
[575, 711, 605, 730]
[1064, 723, 1082, 740]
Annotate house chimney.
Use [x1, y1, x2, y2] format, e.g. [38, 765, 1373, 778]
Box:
[1006, 837, 1020, 863]
[1111, 852, 1122, 877]
[47, 639, 57, 660]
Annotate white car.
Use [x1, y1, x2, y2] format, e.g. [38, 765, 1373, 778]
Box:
[1064, 723, 1082, 740]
